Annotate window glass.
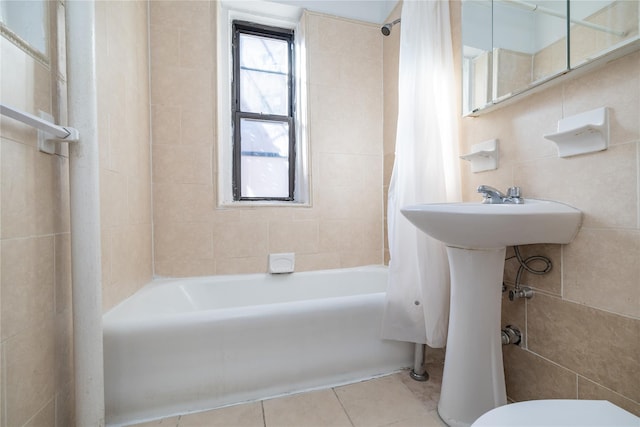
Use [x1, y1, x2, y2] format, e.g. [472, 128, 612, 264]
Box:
[239, 33, 290, 116]
[233, 21, 295, 201]
[239, 119, 290, 198]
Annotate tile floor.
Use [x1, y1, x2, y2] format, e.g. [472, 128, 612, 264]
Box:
[127, 363, 447, 427]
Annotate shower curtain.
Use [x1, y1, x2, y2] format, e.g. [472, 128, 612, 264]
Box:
[381, 0, 461, 348]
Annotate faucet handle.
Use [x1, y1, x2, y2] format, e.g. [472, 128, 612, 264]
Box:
[506, 186, 524, 204]
[506, 187, 521, 198]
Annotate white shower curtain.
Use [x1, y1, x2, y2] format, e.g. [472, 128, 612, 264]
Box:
[381, 0, 461, 348]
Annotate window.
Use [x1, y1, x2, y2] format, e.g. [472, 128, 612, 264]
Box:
[232, 21, 295, 201]
[217, 1, 309, 207]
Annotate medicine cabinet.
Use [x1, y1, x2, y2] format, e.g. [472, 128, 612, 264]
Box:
[462, 0, 639, 116]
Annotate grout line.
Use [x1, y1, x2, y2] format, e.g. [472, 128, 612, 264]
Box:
[332, 387, 355, 427]
[577, 374, 640, 406]
[636, 140, 640, 230]
[261, 400, 266, 427]
[146, 0, 158, 281]
[1, 342, 5, 427]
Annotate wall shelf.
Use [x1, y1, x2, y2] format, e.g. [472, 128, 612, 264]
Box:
[544, 107, 609, 158]
[460, 139, 499, 173]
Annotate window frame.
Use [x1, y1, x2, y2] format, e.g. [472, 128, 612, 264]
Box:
[216, 1, 310, 208]
[231, 20, 296, 202]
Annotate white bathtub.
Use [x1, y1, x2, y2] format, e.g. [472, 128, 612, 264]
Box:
[103, 265, 413, 426]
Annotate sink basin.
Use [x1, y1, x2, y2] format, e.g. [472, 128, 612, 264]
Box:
[401, 199, 582, 249]
[400, 198, 582, 426]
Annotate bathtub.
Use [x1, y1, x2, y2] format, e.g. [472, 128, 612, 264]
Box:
[103, 265, 413, 426]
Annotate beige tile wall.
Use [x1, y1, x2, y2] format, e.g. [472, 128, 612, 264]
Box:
[383, 0, 639, 416]
[150, 3, 384, 276]
[450, 0, 640, 415]
[0, 6, 73, 426]
[96, 1, 153, 311]
[1, 1, 152, 425]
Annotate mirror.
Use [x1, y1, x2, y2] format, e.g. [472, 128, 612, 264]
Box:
[570, 1, 639, 68]
[0, 0, 49, 62]
[462, 0, 639, 116]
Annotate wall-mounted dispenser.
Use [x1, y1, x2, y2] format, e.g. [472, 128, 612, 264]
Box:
[544, 107, 609, 157]
[460, 139, 499, 173]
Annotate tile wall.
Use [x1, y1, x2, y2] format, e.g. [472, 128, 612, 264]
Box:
[150, 2, 384, 276]
[0, 3, 73, 425]
[385, 0, 639, 417]
[95, 1, 153, 312]
[1, 1, 152, 425]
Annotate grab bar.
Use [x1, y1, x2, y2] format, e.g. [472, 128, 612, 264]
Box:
[0, 103, 80, 142]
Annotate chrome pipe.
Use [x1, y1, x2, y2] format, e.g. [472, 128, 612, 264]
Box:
[409, 343, 429, 381]
[501, 325, 522, 346]
[381, 18, 401, 36]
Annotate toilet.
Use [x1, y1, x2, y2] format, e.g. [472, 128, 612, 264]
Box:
[471, 399, 639, 426]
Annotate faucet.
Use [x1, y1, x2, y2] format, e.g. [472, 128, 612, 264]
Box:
[477, 185, 524, 204]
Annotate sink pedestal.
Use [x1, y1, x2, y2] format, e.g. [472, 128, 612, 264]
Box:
[400, 198, 582, 425]
[438, 246, 507, 427]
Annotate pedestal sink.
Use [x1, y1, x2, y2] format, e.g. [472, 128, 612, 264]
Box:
[401, 199, 582, 427]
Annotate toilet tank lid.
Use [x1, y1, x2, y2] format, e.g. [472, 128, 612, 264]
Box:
[471, 400, 639, 427]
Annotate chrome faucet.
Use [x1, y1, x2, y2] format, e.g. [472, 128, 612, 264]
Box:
[477, 185, 524, 204]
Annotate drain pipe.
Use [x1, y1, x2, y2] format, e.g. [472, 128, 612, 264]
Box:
[66, 1, 105, 426]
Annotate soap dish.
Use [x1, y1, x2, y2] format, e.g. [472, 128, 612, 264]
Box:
[460, 139, 499, 173]
[544, 107, 609, 158]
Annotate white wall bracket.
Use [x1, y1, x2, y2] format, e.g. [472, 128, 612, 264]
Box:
[38, 111, 59, 154]
[543, 107, 609, 158]
[460, 139, 499, 173]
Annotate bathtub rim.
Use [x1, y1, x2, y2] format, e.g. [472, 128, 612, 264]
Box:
[103, 264, 390, 326]
[150, 263, 389, 286]
[103, 291, 385, 330]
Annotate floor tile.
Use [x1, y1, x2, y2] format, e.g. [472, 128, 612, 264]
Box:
[399, 363, 443, 412]
[384, 410, 448, 427]
[177, 402, 263, 427]
[264, 389, 352, 427]
[335, 374, 431, 427]
[126, 416, 179, 427]
[121, 365, 447, 427]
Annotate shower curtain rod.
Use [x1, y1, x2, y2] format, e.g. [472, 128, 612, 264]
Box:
[0, 102, 80, 141]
